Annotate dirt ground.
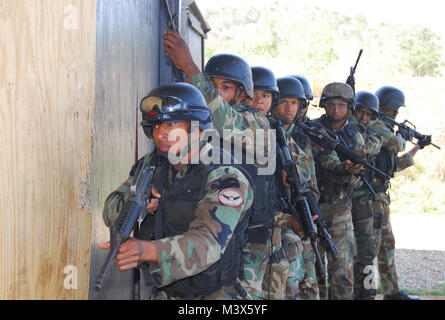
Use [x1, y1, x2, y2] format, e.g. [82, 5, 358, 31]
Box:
[373, 213, 445, 301]
[376, 294, 445, 300]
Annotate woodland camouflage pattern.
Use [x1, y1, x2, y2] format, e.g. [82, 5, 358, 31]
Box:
[287, 123, 320, 300]
[368, 117, 416, 296]
[103, 151, 254, 300]
[349, 114, 383, 299]
[186, 72, 274, 299]
[313, 116, 366, 300]
[261, 125, 315, 300]
[187, 73, 271, 161]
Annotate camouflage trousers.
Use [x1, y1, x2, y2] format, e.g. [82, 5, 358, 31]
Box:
[262, 226, 304, 300]
[151, 281, 252, 300]
[371, 193, 400, 295]
[317, 200, 356, 300]
[299, 239, 320, 300]
[240, 240, 271, 300]
[351, 193, 378, 300]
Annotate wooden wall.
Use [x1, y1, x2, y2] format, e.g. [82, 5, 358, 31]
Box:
[0, 0, 97, 299]
[89, 0, 158, 300]
[0, 0, 206, 300]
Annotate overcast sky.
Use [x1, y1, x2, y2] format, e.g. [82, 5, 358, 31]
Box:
[196, 0, 445, 36]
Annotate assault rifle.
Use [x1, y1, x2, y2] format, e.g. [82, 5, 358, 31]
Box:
[378, 112, 441, 150]
[162, 0, 185, 82]
[346, 49, 363, 93]
[94, 157, 157, 290]
[272, 119, 338, 279]
[296, 121, 391, 184]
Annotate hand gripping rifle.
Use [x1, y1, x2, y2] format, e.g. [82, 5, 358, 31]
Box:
[378, 112, 441, 150]
[94, 157, 157, 291]
[162, 0, 185, 82]
[296, 121, 391, 189]
[272, 119, 338, 279]
[346, 49, 363, 93]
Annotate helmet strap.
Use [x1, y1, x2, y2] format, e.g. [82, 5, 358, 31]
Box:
[229, 87, 242, 106]
[271, 107, 294, 125]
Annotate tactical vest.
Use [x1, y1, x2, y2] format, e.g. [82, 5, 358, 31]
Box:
[232, 106, 277, 245]
[373, 123, 397, 193]
[373, 149, 396, 193]
[246, 170, 277, 244]
[315, 116, 358, 203]
[138, 154, 253, 299]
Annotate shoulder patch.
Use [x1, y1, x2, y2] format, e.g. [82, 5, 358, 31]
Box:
[218, 188, 244, 208]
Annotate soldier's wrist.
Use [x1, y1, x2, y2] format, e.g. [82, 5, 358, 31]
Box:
[140, 241, 158, 263]
[182, 62, 201, 78]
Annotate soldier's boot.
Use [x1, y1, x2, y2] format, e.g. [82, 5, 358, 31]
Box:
[383, 290, 421, 300]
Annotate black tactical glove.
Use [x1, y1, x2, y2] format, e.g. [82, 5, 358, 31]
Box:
[417, 135, 432, 149]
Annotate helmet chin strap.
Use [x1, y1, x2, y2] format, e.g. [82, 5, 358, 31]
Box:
[229, 87, 242, 106]
[271, 108, 294, 125]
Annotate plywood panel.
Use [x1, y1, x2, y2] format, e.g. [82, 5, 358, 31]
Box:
[0, 0, 96, 299]
[89, 0, 158, 300]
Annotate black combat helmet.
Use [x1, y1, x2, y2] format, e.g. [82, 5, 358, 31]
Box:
[204, 53, 254, 99]
[288, 74, 313, 100]
[251, 66, 280, 106]
[355, 91, 379, 119]
[277, 76, 306, 101]
[319, 82, 356, 110]
[140, 82, 213, 138]
[272, 77, 307, 124]
[375, 86, 406, 111]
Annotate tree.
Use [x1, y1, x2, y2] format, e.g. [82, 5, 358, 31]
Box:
[399, 26, 444, 77]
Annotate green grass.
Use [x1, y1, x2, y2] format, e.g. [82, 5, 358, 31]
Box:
[389, 163, 445, 216]
[377, 284, 445, 297]
[402, 285, 445, 296]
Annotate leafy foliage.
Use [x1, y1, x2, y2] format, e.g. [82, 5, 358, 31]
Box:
[202, 3, 444, 77]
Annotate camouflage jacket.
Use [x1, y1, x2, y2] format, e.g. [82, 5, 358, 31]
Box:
[349, 115, 383, 158]
[186, 74, 272, 168]
[287, 123, 319, 201]
[312, 115, 366, 208]
[102, 145, 254, 299]
[367, 118, 406, 154]
[274, 123, 319, 229]
[368, 118, 415, 178]
[349, 115, 383, 198]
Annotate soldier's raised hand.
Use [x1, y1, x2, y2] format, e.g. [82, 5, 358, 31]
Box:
[162, 30, 200, 77]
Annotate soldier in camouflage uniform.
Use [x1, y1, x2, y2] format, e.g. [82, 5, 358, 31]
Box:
[289, 75, 313, 124]
[242, 66, 283, 299]
[311, 82, 366, 300]
[262, 76, 318, 300]
[367, 86, 421, 300]
[349, 91, 383, 300]
[100, 83, 254, 299]
[289, 75, 320, 300]
[163, 31, 276, 300]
